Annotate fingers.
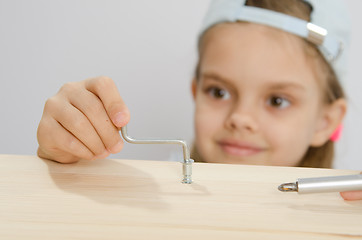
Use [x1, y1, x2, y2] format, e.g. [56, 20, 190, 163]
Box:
[84, 76, 130, 128]
[340, 191, 362, 201]
[37, 76, 129, 163]
[51, 98, 109, 158]
[67, 87, 124, 154]
[37, 115, 95, 163]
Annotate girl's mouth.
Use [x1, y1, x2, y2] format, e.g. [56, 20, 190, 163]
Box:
[218, 140, 264, 157]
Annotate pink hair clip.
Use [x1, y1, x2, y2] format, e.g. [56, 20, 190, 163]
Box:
[330, 124, 343, 142]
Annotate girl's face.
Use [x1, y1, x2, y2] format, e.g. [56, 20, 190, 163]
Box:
[193, 23, 331, 166]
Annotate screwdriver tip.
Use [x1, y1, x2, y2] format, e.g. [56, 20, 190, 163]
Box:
[278, 182, 298, 192]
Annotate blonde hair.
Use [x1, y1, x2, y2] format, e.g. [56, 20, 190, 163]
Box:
[192, 0, 345, 168]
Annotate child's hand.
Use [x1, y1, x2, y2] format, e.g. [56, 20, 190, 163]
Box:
[340, 172, 362, 200]
[37, 76, 130, 163]
[340, 191, 362, 201]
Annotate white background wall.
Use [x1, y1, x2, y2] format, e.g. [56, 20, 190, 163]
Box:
[1, 0, 361, 170]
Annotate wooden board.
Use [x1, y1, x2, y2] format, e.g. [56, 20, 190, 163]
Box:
[0, 154, 361, 239]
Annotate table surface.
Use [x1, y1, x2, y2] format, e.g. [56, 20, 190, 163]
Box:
[1, 154, 361, 240]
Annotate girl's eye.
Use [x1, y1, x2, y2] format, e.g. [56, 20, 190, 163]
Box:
[267, 96, 290, 109]
[207, 87, 230, 100]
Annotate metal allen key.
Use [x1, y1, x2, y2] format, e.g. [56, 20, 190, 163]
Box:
[120, 125, 193, 184]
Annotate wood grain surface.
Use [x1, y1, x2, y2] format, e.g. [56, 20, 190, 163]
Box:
[0, 154, 361, 239]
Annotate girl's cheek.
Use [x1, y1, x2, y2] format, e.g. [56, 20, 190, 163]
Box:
[196, 104, 223, 134]
[195, 93, 232, 131]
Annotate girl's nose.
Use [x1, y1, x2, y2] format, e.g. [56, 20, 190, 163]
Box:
[224, 103, 259, 132]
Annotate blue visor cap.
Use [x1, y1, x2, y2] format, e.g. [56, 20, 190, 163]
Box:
[199, 0, 351, 84]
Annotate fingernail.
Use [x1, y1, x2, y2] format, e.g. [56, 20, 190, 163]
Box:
[94, 150, 110, 160]
[113, 112, 123, 127]
[109, 141, 123, 154]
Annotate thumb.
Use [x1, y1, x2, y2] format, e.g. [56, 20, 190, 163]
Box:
[85, 76, 130, 128]
[109, 103, 130, 128]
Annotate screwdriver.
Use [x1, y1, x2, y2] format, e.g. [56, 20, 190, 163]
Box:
[278, 174, 362, 194]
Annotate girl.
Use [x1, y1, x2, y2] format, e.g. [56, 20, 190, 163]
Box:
[192, 0, 346, 168]
[36, 0, 362, 200]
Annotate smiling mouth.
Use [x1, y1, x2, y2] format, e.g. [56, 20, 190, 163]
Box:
[219, 142, 264, 157]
